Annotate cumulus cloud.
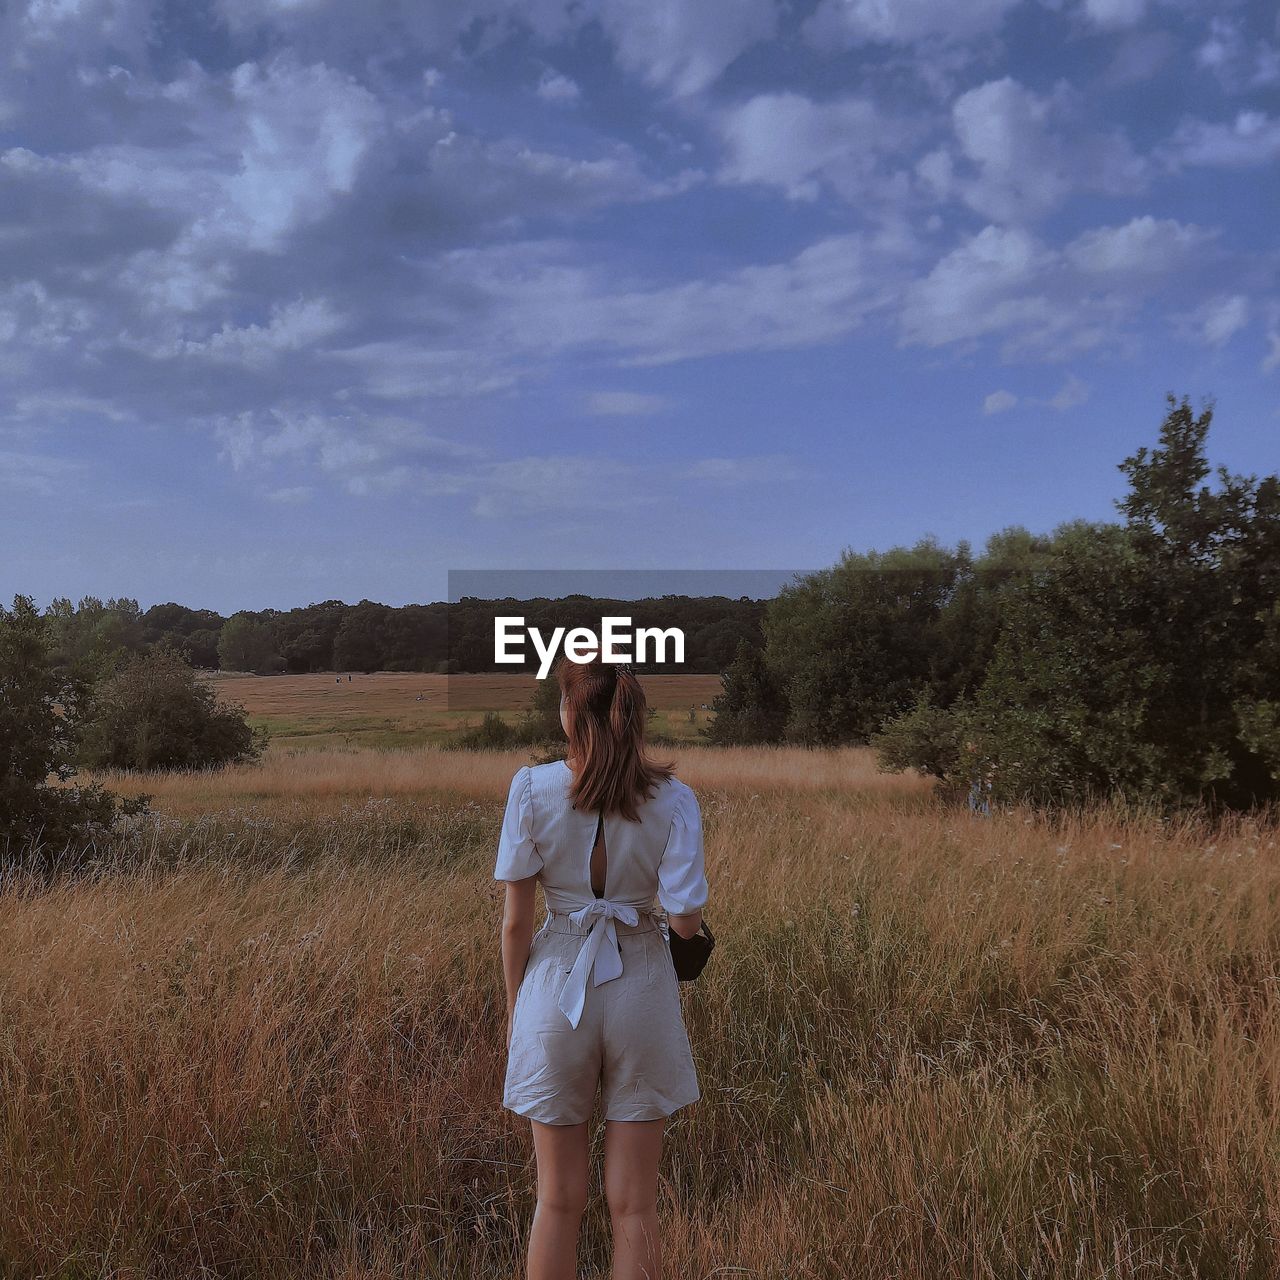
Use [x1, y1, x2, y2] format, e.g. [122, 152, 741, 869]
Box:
[901, 216, 1234, 361]
[940, 77, 1149, 222]
[804, 0, 1021, 45]
[1195, 17, 1280, 91]
[1080, 0, 1147, 30]
[593, 0, 779, 97]
[537, 69, 580, 103]
[1062, 214, 1216, 276]
[1160, 110, 1280, 169]
[983, 389, 1018, 414]
[716, 92, 918, 202]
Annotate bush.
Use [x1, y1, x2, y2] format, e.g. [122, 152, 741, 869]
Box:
[0, 594, 149, 867]
[871, 690, 975, 803]
[77, 642, 267, 772]
[453, 711, 522, 751]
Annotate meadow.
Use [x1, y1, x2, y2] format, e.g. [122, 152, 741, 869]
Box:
[201, 671, 725, 750]
[0, 731, 1277, 1277]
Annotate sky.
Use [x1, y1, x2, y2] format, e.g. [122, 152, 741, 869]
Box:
[2, 0, 1279, 615]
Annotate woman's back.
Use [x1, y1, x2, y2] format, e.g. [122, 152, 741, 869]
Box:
[495, 759, 707, 922]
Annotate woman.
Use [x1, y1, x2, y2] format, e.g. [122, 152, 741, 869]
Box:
[494, 656, 709, 1280]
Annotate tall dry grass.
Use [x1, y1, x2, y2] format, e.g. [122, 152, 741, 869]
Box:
[0, 749, 1276, 1277]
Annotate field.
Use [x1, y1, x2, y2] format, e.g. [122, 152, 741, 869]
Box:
[201, 671, 726, 750]
[1, 737, 1277, 1278]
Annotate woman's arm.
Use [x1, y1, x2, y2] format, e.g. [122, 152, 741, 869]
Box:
[667, 909, 704, 939]
[500, 876, 539, 1047]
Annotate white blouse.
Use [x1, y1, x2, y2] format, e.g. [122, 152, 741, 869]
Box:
[493, 759, 709, 1028]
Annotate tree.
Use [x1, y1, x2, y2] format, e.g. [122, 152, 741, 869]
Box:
[764, 538, 964, 744]
[0, 594, 147, 862]
[970, 394, 1280, 814]
[333, 600, 390, 673]
[217, 613, 283, 674]
[705, 639, 788, 745]
[78, 642, 267, 772]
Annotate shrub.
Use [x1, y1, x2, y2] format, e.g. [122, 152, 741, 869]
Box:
[77, 642, 267, 772]
[0, 594, 149, 867]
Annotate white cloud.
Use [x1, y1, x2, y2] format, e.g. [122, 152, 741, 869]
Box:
[1063, 214, 1215, 276]
[1262, 329, 1280, 374]
[1081, 0, 1147, 30]
[265, 485, 315, 503]
[945, 77, 1148, 222]
[537, 69, 580, 103]
[1162, 110, 1280, 169]
[453, 231, 910, 367]
[1199, 295, 1250, 348]
[804, 0, 1020, 44]
[716, 92, 913, 202]
[983, 389, 1018, 414]
[900, 216, 1229, 361]
[1044, 373, 1089, 410]
[585, 390, 671, 416]
[901, 225, 1056, 349]
[129, 297, 345, 366]
[1195, 18, 1280, 91]
[593, 0, 779, 97]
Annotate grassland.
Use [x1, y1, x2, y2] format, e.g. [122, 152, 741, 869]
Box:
[0, 740, 1276, 1278]
[201, 671, 725, 751]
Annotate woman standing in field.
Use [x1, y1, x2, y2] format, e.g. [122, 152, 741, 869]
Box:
[494, 656, 710, 1280]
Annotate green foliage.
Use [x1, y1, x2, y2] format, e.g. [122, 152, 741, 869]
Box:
[333, 600, 391, 673]
[972, 394, 1280, 814]
[77, 643, 267, 773]
[452, 711, 523, 751]
[450, 681, 565, 753]
[217, 613, 284, 674]
[871, 689, 975, 801]
[519, 674, 564, 742]
[716, 393, 1280, 814]
[705, 639, 788, 745]
[0, 594, 149, 864]
[762, 538, 967, 744]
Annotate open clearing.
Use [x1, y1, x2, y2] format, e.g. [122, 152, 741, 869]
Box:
[201, 670, 725, 750]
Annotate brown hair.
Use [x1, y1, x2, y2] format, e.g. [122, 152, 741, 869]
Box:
[556, 657, 674, 821]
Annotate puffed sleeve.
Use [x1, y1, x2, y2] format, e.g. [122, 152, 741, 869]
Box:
[493, 766, 542, 882]
[657, 785, 709, 915]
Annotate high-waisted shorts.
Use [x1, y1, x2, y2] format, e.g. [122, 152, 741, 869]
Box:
[502, 907, 701, 1125]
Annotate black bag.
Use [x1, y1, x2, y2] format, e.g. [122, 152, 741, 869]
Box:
[667, 918, 715, 982]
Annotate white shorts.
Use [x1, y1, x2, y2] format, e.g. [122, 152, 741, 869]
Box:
[502, 908, 701, 1125]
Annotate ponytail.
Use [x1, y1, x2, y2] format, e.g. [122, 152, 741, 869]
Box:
[558, 658, 673, 820]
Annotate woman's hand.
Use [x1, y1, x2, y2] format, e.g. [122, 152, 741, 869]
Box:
[506, 1006, 515, 1052]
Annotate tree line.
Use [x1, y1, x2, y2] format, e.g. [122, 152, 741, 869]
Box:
[38, 593, 768, 679]
[708, 394, 1280, 816]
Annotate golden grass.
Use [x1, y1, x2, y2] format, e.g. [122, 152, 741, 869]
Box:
[200, 671, 725, 750]
[2, 749, 1277, 1277]
[87, 743, 932, 819]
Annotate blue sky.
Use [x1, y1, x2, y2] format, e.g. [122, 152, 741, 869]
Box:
[2, 0, 1278, 614]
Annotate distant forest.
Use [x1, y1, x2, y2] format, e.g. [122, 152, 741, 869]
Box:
[37, 594, 770, 677]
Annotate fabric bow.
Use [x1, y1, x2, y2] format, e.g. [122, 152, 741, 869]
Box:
[557, 899, 641, 1029]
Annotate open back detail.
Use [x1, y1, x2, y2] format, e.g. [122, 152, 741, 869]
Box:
[493, 759, 709, 1030]
[589, 812, 607, 899]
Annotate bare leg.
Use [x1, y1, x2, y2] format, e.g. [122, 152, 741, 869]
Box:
[528, 1119, 590, 1280]
[603, 1117, 666, 1280]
